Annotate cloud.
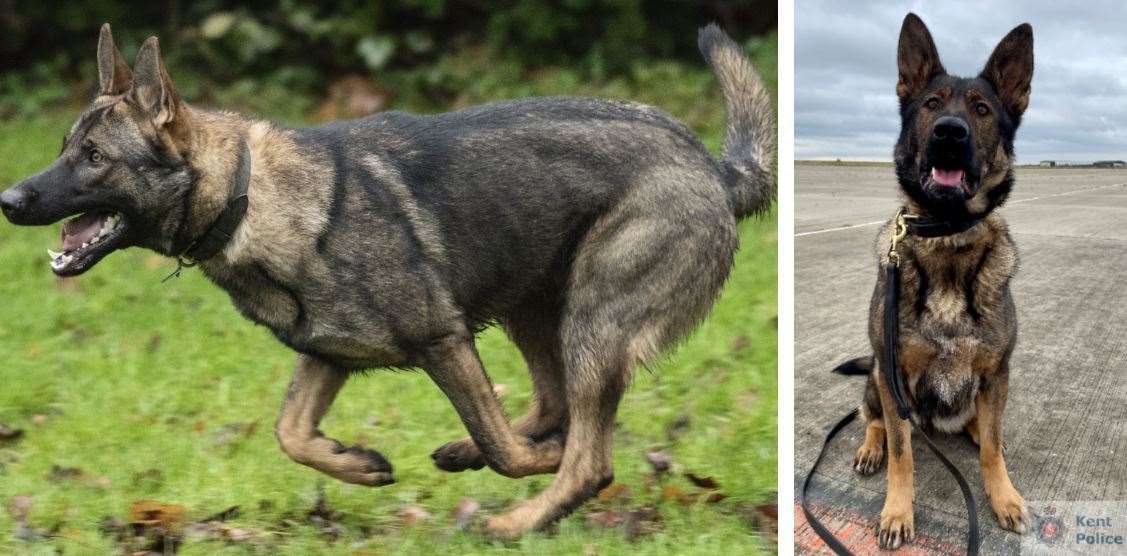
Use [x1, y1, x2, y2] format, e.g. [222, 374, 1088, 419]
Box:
[797, 0, 1127, 161]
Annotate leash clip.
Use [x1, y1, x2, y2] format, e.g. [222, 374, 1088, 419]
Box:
[888, 209, 909, 265]
[161, 255, 198, 283]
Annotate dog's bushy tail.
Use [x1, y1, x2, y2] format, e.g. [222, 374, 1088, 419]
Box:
[698, 23, 776, 219]
[832, 355, 874, 376]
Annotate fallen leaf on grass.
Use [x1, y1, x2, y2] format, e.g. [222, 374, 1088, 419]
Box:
[451, 497, 480, 529]
[30, 415, 47, 426]
[210, 422, 259, 448]
[124, 500, 186, 554]
[745, 500, 778, 544]
[661, 484, 694, 506]
[48, 465, 84, 482]
[586, 507, 662, 541]
[622, 507, 661, 541]
[0, 424, 24, 442]
[146, 334, 163, 353]
[201, 506, 240, 523]
[130, 500, 186, 531]
[684, 473, 720, 490]
[587, 509, 625, 528]
[308, 487, 344, 540]
[46, 464, 111, 489]
[8, 495, 32, 522]
[597, 483, 629, 502]
[185, 518, 262, 544]
[13, 523, 48, 542]
[644, 450, 672, 475]
[730, 335, 751, 352]
[703, 491, 728, 503]
[99, 515, 125, 537]
[664, 415, 691, 442]
[398, 505, 432, 526]
[8, 495, 51, 541]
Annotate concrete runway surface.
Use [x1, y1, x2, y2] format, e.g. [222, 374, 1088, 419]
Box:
[794, 163, 1127, 554]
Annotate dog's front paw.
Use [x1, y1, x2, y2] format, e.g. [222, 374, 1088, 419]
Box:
[989, 487, 1029, 534]
[431, 438, 486, 472]
[877, 506, 915, 550]
[853, 442, 885, 475]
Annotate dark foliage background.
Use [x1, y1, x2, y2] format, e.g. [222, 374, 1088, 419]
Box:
[0, 1, 775, 118]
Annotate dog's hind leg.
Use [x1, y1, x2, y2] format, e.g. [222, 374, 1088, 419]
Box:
[484, 181, 738, 539]
[275, 355, 395, 486]
[432, 310, 567, 473]
[422, 332, 564, 478]
[854, 374, 886, 475]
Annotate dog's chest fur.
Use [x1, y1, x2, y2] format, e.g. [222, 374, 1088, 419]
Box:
[875, 216, 1018, 431]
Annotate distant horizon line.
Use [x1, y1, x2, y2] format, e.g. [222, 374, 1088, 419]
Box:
[795, 157, 1127, 164]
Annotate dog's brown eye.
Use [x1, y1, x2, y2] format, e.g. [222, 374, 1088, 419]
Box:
[924, 98, 941, 110]
[90, 149, 104, 164]
[975, 102, 990, 116]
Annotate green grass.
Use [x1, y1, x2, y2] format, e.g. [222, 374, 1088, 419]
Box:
[0, 54, 777, 555]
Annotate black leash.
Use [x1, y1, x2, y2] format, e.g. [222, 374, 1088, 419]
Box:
[800, 209, 980, 555]
[163, 139, 252, 282]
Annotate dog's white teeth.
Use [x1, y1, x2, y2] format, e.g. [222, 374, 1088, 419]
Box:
[80, 242, 89, 249]
[50, 253, 73, 270]
[48, 249, 62, 260]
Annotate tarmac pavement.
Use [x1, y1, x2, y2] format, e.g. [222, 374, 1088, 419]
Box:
[794, 163, 1127, 554]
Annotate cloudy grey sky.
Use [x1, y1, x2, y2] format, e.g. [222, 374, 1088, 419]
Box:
[797, 0, 1127, 162]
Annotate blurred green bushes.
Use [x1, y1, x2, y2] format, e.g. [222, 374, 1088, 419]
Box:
[0, 1, 774, 119]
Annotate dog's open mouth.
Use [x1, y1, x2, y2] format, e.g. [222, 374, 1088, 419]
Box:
[48, 211, 128, 276]
[923, 166, 975, 195]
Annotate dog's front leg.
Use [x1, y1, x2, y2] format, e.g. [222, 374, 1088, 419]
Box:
[275, 355, 394, 486]
[975, 370, 1028, 533]
[422, 334, 563, 479]
[876, 377, 915, 550]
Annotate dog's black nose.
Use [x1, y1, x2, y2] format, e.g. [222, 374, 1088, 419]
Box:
[0, 186, 35, 218]
[932, 117, 969, 142]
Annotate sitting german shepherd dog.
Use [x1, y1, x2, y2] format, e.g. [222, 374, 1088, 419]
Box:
[834, 14, 1032, 549]
[0, 24, 773, 537]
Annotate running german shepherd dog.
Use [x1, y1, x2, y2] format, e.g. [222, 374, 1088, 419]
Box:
[833, 14, 1032, 549]
[0, 24, 773, 537]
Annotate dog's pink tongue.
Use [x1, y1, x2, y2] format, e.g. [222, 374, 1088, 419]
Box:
[60, 213, 103, 251]
[931, 168, 965, 187]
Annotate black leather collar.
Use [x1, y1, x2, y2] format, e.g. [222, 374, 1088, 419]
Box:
[903, 210, 984, 238]
[179, 139, 251, 264]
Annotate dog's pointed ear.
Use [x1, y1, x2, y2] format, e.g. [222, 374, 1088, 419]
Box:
[980, 23, 1034, 118]
[896, 13, 945, 100]
[97, 23, 132, 96]
[131, 36, 182, 127]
